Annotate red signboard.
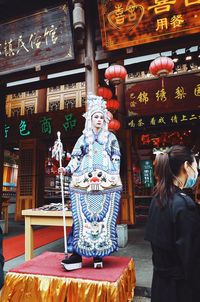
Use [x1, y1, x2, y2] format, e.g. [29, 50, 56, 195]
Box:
[0, 4, 74, 75]
[125, 73, 200, 117]
[98, 0, 200, 51]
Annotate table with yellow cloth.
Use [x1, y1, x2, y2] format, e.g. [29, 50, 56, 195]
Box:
[0, 252, 136, 302]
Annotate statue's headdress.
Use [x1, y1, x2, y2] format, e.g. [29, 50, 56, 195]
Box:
[83, 94, 109, 124]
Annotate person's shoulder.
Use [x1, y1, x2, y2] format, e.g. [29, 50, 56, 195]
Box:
[172, 192, 195, 217]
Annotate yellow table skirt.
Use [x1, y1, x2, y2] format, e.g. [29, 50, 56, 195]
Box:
[0, 258, 136, 302]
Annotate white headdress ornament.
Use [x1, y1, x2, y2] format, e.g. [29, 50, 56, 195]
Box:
[83, 94, 109, 123]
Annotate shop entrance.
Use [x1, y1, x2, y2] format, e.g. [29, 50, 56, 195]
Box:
[132, 126, 200, 223]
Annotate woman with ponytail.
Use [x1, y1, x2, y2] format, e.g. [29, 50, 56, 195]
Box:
[145, 145, 200, 302]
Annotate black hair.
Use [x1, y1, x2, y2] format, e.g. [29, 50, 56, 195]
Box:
[153, 145, 195, 207]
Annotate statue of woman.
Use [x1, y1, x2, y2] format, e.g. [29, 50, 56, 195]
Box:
[59, 95, 122, 270]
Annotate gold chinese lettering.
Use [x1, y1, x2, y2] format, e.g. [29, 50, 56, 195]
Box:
[4, 39, 15, 56]
[128, 120, 136, 127]
[156, 88, 167, 102]
[107, 1, 144, 30]
[16, 35, 29, 54]
[130, 92, 136, 99]
[44, 25, 58, 45]
[150, 117, 156, 126]
[170, 15, 184, 28]
[138, 119, 145, 127]
[171, 115, 178, 123]
[180, 115, 188, 122]
[185, 0, 200, 6]
[194, 84, 200, 96]
[29, 33, 42, 49]
[156, 18, 168, 31]
[137, 91, 149, 104]
[130, 101, 137, 107]
[175, 86, 187, 100]
[148, 0, 176, 15]
[126, 0, 145, 23]
[114, 4, 125, 26]
[189, 114, 197, 120]
[128, 110, 136, 116]
[106, 39, 114, 47]
[158, 116, 166, 124]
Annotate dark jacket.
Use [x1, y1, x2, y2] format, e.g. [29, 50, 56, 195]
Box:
[145, 189, 200, 302]
[0, 227, 4, 289]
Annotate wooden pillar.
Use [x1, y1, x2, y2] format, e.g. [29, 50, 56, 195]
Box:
[116, 63, 135, 225]
[85, 0, 98, 96]
[0, 85, 6, 219]
[37, 75, 47, 113]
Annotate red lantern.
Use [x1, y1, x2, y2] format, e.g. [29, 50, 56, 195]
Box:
[105, 64, 127, 85]
[149, 56, 174, 88]
[149, 56, 174, 77]
[106, 98, 120, 111]
[97, 86, 112, 100]
[108, 119, 121, 132]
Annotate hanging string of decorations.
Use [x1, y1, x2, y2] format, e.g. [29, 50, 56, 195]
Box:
[106, 97, 120, 111]
[149, 56, 174, 88]
[97, 86, 113, 100]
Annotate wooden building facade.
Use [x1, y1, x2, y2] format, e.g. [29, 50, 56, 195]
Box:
[0, 0, 200, 225]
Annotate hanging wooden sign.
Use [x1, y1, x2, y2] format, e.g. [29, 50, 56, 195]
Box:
[126, 109, 200, 131]
[125, 73, 200, 117]
[98, 0, 200, 51]
[0, 4, 74, 75]
[4, 108, 85, 143]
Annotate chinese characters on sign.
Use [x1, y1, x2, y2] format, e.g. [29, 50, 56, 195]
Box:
[4, 114, 78, 139]
[0, 4, 74, 75]
[141, 160, 154, 188]
[126, 73, 200, 117]
[3, 25, 58, 58]
[98, 0, 200, 51]
[126, 110, 200, 131]
[63, 114, 77, 131]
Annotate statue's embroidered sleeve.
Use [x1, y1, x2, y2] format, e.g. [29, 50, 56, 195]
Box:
[110, 134, 121, 171]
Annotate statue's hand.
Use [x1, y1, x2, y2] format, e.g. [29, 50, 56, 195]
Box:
[58, 167, 66, 175]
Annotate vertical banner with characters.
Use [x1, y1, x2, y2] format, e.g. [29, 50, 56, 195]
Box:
[141, 160, 154, 188]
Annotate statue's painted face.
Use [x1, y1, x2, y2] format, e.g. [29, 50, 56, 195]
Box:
[91, 112, 104, 129]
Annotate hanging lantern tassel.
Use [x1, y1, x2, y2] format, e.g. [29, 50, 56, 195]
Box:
[161, 76, 164, 89]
